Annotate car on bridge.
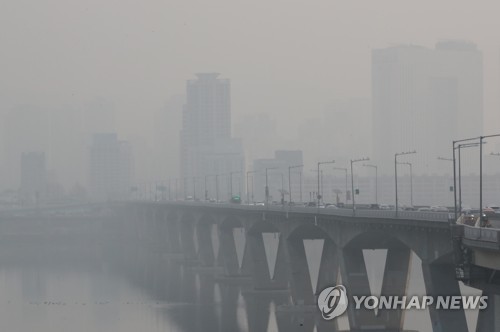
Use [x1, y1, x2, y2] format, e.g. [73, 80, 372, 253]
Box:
[431, 206, 449, 212]
[487, 206, 500, 214]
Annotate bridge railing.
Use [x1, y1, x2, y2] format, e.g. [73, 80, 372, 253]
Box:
[155, 201, 450, 222]
[463, 224, 500, 243]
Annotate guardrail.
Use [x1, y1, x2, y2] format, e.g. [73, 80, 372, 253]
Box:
[463, 224, 500, 243]
[141, 201, 451, 222]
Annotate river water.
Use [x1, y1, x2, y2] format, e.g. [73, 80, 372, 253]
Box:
[0, 217, 481, 332]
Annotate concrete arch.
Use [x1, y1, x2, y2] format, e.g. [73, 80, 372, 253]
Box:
[219, 215, 245, 230]
[246, 219, 280, 235]
[345, 230, 416, 253]
[341, 227, 453, 263]
[286, 223, 333, 243]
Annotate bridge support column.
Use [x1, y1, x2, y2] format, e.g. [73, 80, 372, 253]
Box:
[287, 237, 338, 306]
[219, 226, 245, 276]
[476, 291, 500, 331]
[247, 231, 288, 290]
[196, 222, 216, 266]
[422, 262, 468, 332]
[165, 214, 181, 254]
[179, 218, 197, 262]
[339, 246, 411, 331]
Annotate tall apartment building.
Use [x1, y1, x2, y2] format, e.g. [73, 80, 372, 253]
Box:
[372, 41, 483, 176]
[180, 73, 244, 200]
[89, 133, 132, 201]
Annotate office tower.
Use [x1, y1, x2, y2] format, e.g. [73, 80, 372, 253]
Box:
[180, 73, 244, 199]
[372, 41, 483, 175]
[89, 133, 133, 201]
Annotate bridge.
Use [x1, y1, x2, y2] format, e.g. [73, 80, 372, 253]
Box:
[112, 200, 500, 332]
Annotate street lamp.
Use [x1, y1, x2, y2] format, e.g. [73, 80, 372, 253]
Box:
[317, 161, 335, 206]
[230, 171, 241, 198]
[443, 143, 484, 216]
[265, 167, 278, 206]
[479, 134, 500, 218]
[351, 157, 369, 215]
[192, 177, 197, 200]
[363, 164, 378, 205]
[246, 170, 259, 204]
[333, 167, 348, 204]
[457, 143, 483, 213]
[215, 174, 220, 202]
[204, 174, 210, 201]
[397, 162, 413, 207]
[288, 164, 303, 204]
[395, 150, 416, 216]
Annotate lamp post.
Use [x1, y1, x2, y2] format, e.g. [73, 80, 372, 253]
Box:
[192, 177, 197, 200]
[246, 170, 259, 204]
[395, 151, 416, 217]
[479, 134, 500, 218]
[288, 165, 303, 204]
[452, 138, 481, 221]
[333, 167, 348, 204]
[437, 157, 454, 208]
[351, 157, 369, 215]
[168, 178, 172, 200]
[457, 143, 483, 213]
[317, 161, 335, 206]
[204, 175, 210, 201]
[265, 167, 278, 206]
[215, 174, 220, 202]
[397, 162, 413, 207]
[363, 164, 378, 205]
[443, 143, 483, 215]
[175, 178, 178, 201]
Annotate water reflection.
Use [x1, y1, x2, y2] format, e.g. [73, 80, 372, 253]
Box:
[0, 218, 285, 332]
[0, 217, 480, 332]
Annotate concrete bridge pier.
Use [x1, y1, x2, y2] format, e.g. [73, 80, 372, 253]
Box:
[218, 223, 251, 278]
[165, 212, 182, 254]
[476, 289, 500, 332]
[421, 262, 468, 332]
[195, 221, 217, 267]
[247, 227, 288, 291]
[339, 245, 411, 332]
[286, 235, 338, 307]
[178, 215, 198, 263]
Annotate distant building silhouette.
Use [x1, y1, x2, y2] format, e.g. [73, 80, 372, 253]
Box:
[180, 73, 244, 200]
[372, 41, 483, 175]
[89, 133, 132, 201]
[253, 150, 303, 203]
[20, 152, 47, 205]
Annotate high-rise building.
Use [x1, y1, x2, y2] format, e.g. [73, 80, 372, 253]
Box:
[372, 41, 483, 176]
[89, 133, 133, 201]
[180, 73, 244, 199]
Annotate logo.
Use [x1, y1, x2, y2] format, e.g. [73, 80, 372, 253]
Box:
[317, 285, 488, 321]
[317, 285, 348, 320]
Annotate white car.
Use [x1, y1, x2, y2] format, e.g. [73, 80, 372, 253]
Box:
[379, 204, 391, 210]
[418, 207, 432, 212]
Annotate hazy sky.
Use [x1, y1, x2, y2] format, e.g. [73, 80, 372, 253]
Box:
[1, 0, 499, 136]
